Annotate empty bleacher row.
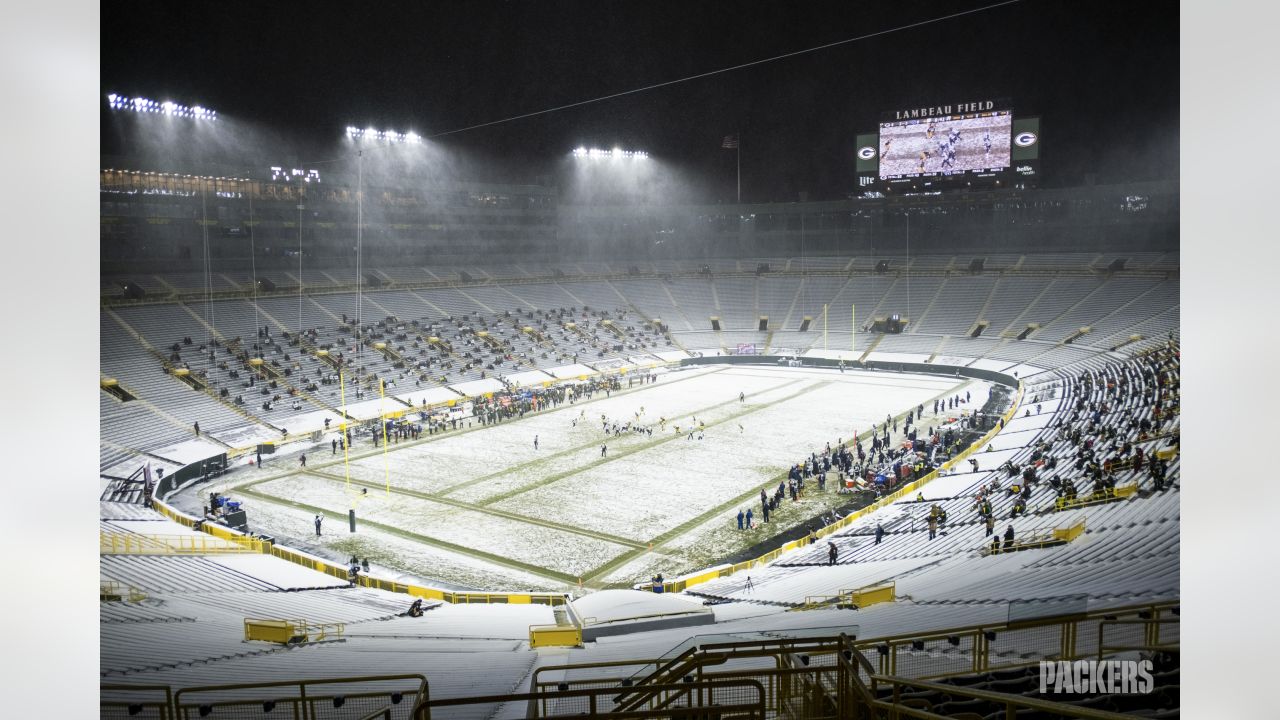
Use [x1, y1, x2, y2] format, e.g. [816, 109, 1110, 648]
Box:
[101, 250, 1178, 299]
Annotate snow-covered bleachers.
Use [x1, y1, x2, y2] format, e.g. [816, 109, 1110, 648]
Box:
[789, 276, 849, 329]
[869, 334, 942, 357]
[979, 277, 1048, 336]
[558, 280, 628, 312]
[416, 286, 490, 316]
[1036, 277, 1162, 342]
[1000, 276, 1101, 333]
[712, 276, 756, 329]
[911, 276, 996, 335]
[501, 282, 585, 312]
[101, 556, 306, 593]
[757, 276, 802, 326]
[1085, 278, 1179, 346]
[788, 255, 850, 272]
[611, 279, 684, 326]
[831, 276, 897, 331]
[1017, 252, 1097, 270]
[869, 275, 946, 323]
[99, 314, 248, 455]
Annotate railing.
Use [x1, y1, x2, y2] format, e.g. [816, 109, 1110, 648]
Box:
[863, 674, 1137, 719]
[170, 674, 427, 720]
[413, 679, 767, 720]
[1097, 617, 1179, 660]
[100, 580, 147, 602]
[800, 581, 896, 610]
[107, 601, 1180, 719]
[540, 600, 1176, 699]
[1053, 484, 1138, 511]
[978, 518, 1087, 556]
[867, 601, 1179, 680]
[99, 531, 263, 555]
[101, 684, 174, 720]
[243, 618, 346, 644]
[536, 622, 1172, 719]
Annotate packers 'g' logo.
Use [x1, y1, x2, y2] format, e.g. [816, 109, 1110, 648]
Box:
[857, 146, 877, 160]
[1014, 132, 1038, 147]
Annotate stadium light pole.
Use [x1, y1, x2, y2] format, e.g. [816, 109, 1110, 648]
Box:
[905, 211, 910, 322]
[200, 177, 216, 340]
[297, 200, 305, 337]
[247, 176, 262, 353]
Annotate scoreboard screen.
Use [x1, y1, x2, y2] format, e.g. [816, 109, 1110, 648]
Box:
[878, 108, 1012, 180]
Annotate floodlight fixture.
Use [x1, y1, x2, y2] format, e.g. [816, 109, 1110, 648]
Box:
[107, 93, 216, 120]
[345, 126, 422, 144]
[570, 146, 648, 159]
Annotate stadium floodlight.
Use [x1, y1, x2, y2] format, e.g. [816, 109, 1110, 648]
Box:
[106, 93, 217, 120]
[345, 125, 422, 144]
[571, 146, 648, 159]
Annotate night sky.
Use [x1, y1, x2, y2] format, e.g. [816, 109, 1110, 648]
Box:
[101, 0, 1178, 201]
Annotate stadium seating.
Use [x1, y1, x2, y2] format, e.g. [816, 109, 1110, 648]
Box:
[99, 254, 1179, 717]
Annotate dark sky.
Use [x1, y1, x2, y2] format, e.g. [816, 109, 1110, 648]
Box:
[101, 0, 1178, 201]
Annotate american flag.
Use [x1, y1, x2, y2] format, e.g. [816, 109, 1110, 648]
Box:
[721, 134, 739, 149]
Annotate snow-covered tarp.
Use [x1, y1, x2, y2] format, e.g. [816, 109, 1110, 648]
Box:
[545, 364, 597, 379]
[449, 378, 508, 396]
[504, 369, 556, 387]
[573, 589, 711, 626]
[150, 438, 229, 464]
[394, 386, 464, 408]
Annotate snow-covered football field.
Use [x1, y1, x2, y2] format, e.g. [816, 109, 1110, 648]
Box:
[212, 364, 988, 592]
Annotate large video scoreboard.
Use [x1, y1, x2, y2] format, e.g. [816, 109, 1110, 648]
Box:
[855, 99, 1040, 190]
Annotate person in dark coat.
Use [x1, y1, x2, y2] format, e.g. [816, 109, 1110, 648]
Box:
[875, 524, 885, 544]
[314, 515, 323, 537]
[1004, 525, 1015, 547]
[736, 509, 744, 529]
[827, 542, 838, 565]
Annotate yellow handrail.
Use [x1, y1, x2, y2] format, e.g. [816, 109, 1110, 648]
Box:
[99, 531, 263, 555]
